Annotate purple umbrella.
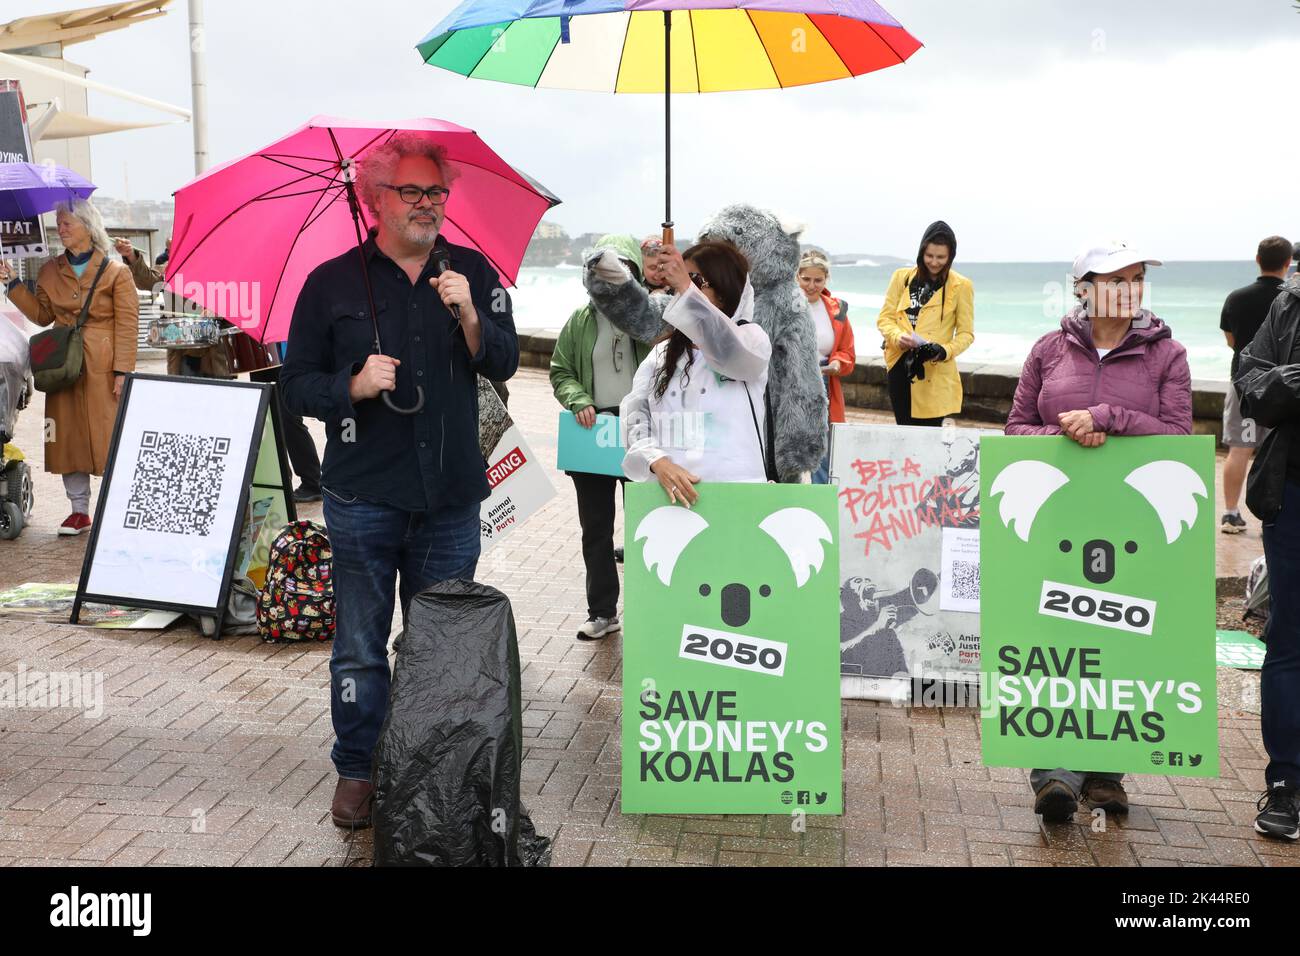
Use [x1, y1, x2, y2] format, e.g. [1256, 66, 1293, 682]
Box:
[0, 162, 96, 255]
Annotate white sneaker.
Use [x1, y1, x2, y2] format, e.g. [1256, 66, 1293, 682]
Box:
[577, 616, 621, 641]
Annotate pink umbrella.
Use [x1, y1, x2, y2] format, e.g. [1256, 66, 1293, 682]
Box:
[166, 115, 560, 349]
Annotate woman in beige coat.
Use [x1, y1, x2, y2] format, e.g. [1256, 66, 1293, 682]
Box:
[1, 199, 138, 534]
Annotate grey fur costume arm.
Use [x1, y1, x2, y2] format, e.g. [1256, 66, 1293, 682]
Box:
[584, 256, 669, 344]
[762, 295, 828, 481]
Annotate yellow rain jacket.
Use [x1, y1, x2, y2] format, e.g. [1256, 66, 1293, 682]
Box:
[877, 267, 975, 420]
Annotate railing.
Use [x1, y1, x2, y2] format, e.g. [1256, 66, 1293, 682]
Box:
[136, 290, 162, 351]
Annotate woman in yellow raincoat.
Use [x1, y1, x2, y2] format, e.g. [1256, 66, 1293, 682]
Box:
[877, 221, 974, 425]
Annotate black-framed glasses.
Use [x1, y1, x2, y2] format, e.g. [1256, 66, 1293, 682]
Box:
[688, 272, 711, 290]
[382, 183, 451, 206]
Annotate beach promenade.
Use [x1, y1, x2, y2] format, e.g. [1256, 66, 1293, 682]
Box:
[0, 357, 1288, 867]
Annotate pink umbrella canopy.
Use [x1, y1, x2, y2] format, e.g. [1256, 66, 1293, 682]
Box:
[166, 116, 561, 343]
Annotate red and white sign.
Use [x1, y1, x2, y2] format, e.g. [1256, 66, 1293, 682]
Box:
[478, 390, 554, 552]
[487, 446, 526, 490]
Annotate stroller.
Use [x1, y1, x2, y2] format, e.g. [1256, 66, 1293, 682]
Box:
[0, 315, 34, 540]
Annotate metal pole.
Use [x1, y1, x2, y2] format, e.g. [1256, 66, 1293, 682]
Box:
[188, 0, 210, 175]
[661, 10, 673, 247]
[0, 53, 191, 117]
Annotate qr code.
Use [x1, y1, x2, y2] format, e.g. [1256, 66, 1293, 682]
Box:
[950, 560, 980, 601]
[123, 431, 230, 535]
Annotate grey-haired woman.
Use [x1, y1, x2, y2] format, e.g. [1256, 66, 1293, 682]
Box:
[0, 199, 138, 534]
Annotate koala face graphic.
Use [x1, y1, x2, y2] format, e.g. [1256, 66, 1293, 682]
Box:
[634, 506, 832, 633]
[989, 458, 1207, 589]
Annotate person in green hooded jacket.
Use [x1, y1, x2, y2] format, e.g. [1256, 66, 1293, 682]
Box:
[551, 234, 661, 641]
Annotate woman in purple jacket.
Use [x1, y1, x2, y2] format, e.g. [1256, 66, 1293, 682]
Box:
[1007, 240, 1192, 823]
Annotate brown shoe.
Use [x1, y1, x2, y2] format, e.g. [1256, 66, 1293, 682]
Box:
[1033, 779, 1078, 822]
[331, 777, 374, 829]
[1083, 778, 1130, 815]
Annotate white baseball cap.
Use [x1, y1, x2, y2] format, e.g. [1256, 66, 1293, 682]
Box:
[1072, 240, 1162, 279]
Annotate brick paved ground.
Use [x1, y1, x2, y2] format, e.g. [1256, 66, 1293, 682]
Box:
[0, 356, 1291, 867]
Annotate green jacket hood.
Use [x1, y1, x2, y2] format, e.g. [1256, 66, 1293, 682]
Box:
[584, 233, 644, 277]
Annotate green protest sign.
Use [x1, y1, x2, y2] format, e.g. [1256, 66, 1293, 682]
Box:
[622, 482, 843, 814]
[979, 436, 1218, 777]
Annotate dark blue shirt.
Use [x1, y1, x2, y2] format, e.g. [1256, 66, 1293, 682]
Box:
[279, 235, 518, 512]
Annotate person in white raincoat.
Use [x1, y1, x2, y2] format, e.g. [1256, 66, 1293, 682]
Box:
[621, 240, 772, 505]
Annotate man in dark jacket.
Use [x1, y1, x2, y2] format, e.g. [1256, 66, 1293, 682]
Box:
[1219, 236, 1291, 533]
[279, 134, 519, 830]
[1234, 275, 1300, 840]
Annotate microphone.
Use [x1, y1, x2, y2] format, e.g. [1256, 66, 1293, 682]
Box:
[432, 245, 460, 321]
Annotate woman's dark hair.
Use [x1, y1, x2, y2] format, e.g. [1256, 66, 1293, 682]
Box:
[915, 221, 957, 288]
[1074, 271, 1097, 303]
[653, 241, 751, 400]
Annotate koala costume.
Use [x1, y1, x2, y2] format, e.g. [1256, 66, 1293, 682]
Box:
[584, 204, 828, 482]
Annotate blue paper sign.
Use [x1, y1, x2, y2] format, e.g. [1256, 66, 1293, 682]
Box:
[557, 411, 625, 477]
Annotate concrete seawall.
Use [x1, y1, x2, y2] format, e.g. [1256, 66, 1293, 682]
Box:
[517, 330, 1232, 441]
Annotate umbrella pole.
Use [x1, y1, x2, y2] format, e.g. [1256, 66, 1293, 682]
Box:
[661, 10, 673, 248]
[339, 158, 424, 416]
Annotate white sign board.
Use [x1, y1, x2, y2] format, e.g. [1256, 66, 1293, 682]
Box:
[477, 378, 554, 551]
[81, 376, 268, 611]
[830, 422, 991, 701]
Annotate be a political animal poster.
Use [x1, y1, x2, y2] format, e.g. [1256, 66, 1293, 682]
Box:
[477, 377, 554, 551]
[979, 436, 1218, 777]
[830, 424, 988, 701]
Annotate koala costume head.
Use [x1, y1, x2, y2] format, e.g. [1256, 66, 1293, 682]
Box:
[697, 205, 803, 292]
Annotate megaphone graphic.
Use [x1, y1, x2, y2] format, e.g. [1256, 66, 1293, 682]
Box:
[877, 568, 940, 618]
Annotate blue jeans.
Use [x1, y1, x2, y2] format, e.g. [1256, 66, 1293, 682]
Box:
[812, 375, 831, 485]
[1261, 481, 1300, 788]
[322, 489, 481, 780]
[812, 452, 830, 485]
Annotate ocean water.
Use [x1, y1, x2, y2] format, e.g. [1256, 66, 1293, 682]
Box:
[510, 260, 1274, 383]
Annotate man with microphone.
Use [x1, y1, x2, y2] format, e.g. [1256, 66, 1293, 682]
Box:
[279, 134, 518, 830]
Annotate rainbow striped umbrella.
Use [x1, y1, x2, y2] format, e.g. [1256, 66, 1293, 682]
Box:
[417, 0, 920, 239]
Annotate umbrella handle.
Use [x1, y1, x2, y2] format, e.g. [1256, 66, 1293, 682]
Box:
[338, 164, 426, 417]
[661, 225, 673, 247]
[382, 386, 425, 415]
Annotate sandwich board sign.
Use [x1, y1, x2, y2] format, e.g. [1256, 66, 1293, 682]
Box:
[73, 375, 295, 635]
[830, 422, 989, 703]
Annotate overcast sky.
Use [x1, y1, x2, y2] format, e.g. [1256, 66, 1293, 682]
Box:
[19, 0, 1300, 260]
